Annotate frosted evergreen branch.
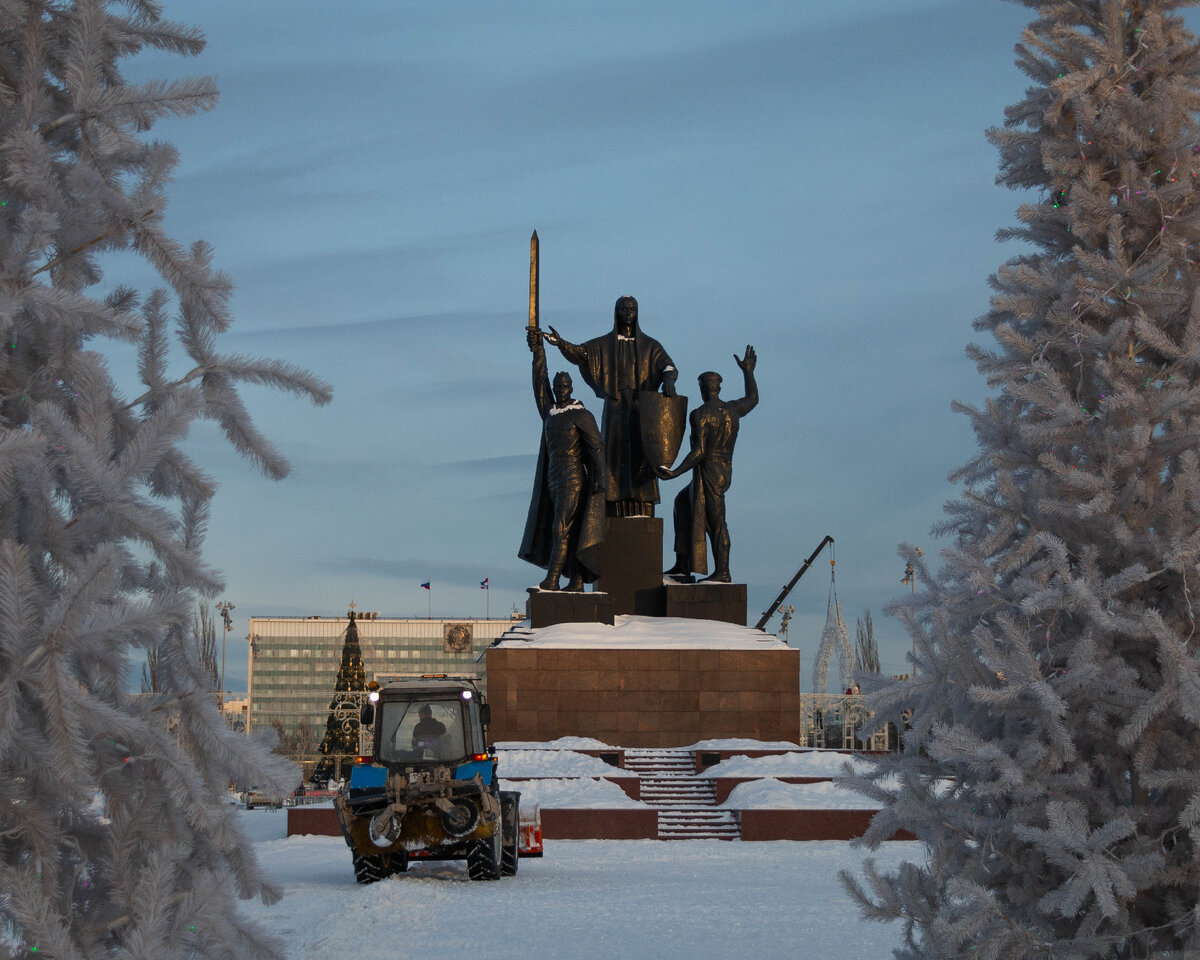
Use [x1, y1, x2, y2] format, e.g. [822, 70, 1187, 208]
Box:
[30, 207, 154, 277]
[0, 2, 330, 952]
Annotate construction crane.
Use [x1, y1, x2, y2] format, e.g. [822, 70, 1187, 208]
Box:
[753, 535, 835, 631]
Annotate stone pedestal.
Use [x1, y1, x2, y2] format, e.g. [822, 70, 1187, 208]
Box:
[663, 581, 747, 625]
[526, 589, 614, 629]
[486, 639, 800, 748]
[595, 517, 665, 617]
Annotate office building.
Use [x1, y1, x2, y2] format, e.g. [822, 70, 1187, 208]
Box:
[247, 613, 516, 739]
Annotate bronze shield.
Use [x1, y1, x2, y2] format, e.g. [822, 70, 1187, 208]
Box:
[639, 391, 688, 469]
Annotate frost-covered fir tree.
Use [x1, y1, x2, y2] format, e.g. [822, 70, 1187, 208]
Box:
[0, 2, 331, 957]
[842, 3, 1200, 958]
[314, 611, 367, 785]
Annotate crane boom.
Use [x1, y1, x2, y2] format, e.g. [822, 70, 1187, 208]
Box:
[753, 535, 835, 631]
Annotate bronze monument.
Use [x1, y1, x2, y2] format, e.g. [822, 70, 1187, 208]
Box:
[542, 296, 680, 517]
[658, 346, 758, 583]
[518, 329, 606, 591]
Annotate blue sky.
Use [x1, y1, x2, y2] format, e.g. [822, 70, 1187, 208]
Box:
[113, 0, 1099, 688]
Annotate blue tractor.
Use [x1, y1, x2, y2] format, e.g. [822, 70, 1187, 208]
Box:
[334, 676, 521, 883]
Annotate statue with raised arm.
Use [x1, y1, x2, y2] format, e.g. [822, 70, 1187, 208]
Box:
[657, 346, 758, 583]
[542, 295, 679, 517]
[519, 328, 607, 591]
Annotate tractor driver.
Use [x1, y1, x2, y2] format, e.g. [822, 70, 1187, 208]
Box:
[411, 704, 447, 750]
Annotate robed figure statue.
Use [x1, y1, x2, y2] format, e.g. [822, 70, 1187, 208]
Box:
[519, 329, 607, 591]
[542, 295, 678, 517]
[657, 346, 758, 583]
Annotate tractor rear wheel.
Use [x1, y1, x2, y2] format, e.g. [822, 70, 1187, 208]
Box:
[467, 828, 501, 881]
[499, 791, 520, 877]
[501, 829, 519, 876]
[353, 854, 388, 885]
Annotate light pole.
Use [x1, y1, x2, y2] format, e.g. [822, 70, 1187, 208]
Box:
[900, 549, 923, 678]
[216, 600, 235, 709]
[246, 631, 258, 734]
[778, 604, 795, 644]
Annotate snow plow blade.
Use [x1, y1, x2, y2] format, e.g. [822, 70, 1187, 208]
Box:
[519, 803, 543, 858]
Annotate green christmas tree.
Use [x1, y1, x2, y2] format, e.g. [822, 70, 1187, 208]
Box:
[314, 610, 368, 784]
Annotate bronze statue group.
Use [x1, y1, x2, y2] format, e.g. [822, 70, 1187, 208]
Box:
[520, 295, 757, 591]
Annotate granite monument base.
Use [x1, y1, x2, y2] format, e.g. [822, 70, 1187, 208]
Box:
[526, 588, 615, 629]
[595, 517, 665, 617]
[487, 640, 800, 748]
[663, 581, 747, 625]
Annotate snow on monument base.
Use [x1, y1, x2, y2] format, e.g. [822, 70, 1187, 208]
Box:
[486, 615, 800, 748]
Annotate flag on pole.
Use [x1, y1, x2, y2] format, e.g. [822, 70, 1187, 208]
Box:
[421, 581, 430, 590]
[481, 578, 489, 590]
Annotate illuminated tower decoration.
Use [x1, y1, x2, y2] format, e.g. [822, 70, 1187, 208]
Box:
[812, 564, 853, 694]
[314, 609, 368, 784]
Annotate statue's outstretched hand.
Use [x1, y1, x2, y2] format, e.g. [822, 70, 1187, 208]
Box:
[544, 325, 563, 347]
[655, 464, 676, 480]
[661, 368, 678, 398]
[735, 345, 757, 373]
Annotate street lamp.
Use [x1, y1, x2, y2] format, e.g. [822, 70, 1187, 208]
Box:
[900, 549, 924, 677]
[778, 604, 795, 644]
[216, 600, 235, 709]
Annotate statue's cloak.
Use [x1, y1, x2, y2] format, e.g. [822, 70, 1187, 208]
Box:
[518, 406, 606, 582]
[575, 317, 674, 504]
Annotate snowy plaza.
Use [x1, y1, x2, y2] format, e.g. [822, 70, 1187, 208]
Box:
[241, 808, 918, 960]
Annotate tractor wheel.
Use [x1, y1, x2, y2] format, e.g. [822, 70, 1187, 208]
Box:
[352, 854, 388, 885]
[467, 828, 501, 881]
[388, 850, 408, 875]
[500, 797, 519, 877]
[501, 827, 519, 877]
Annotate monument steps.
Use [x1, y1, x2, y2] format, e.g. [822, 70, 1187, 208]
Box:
[620, 748, 740, 840]
[658, 810, 740, 840]
[639, 777, 717, 805]
[622, 748, 699, 776]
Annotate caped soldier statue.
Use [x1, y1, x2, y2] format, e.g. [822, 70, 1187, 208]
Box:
[518, 328, 607, 591]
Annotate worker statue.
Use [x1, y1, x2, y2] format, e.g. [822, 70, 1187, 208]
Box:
[541, 295, 680, 517]
[657, 346, 758, 583]
[519, 328, 607, 591]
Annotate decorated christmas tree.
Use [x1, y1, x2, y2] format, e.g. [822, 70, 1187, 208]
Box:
[314, 610, 368, 784]
[0, 1, 331, 956]
[843, 3, 1200, 958]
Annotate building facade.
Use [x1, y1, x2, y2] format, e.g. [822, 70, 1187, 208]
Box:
[247, 614, 516, 740]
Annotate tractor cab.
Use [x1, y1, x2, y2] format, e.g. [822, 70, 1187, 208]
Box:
[359, 676, 490, 770]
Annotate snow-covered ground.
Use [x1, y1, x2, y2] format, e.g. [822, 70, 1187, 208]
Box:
[499, 776, 647, 808]
[700, 751, 869, 779]
[241, 810, 920, 960]
[720, 779, 883, 810]
[499, 614, 789, 648]
[490, 746, 893, 809]
[496, 747, 633, 778]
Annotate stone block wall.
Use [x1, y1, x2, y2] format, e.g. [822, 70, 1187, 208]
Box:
[486, 646, 800, 748]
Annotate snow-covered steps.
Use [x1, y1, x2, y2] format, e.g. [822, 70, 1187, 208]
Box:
[657, 809, 740, 840]
[622, 748, 697, 777]
[622, 749, 742, 839]
[639, 777, 717, 806]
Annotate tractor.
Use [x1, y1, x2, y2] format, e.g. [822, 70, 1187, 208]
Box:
[334, 676, 526, 883]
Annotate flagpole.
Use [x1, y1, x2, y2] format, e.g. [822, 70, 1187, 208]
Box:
[428, 581, 431, 620]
